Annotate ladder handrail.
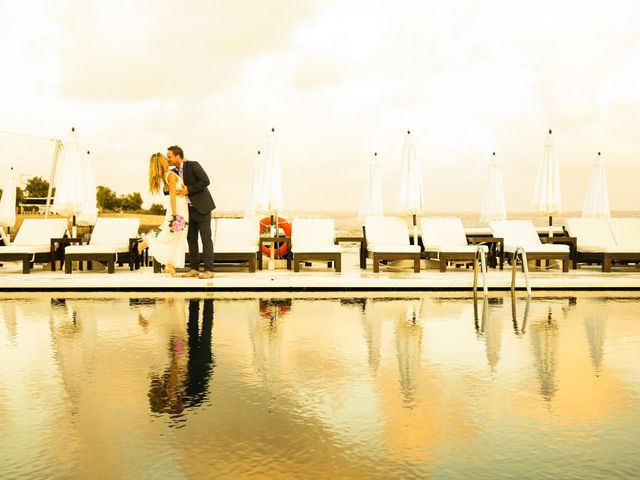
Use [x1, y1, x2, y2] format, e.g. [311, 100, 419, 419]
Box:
[511, 246, 532, 296]
[472, 245, 489, 298]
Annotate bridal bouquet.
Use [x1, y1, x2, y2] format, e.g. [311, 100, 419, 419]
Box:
[168, 214, 188, 233]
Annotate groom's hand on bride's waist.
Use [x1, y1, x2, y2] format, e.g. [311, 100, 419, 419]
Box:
[176, 186, 188, 196]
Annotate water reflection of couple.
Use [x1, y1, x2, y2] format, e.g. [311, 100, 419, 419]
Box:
[148, 299, 215, 415]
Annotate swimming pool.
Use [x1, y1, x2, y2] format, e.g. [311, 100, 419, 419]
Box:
[1, 293, 638, 478]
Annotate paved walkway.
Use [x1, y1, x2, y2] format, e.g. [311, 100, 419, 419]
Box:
[1, 251, 640, 291]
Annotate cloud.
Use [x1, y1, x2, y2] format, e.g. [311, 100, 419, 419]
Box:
[55, 0, 324, 101]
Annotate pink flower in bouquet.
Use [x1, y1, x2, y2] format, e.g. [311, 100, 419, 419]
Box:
[169, 214, 188, 233]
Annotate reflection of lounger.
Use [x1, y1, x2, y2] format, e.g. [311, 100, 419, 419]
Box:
[0, 218, 68, 273]
[64, 218, 140, 274]
[420, 217, 488, 272]
[291, 218, 341, 272]
[213, 218, 259, 272]
[490, 220, 570, 272]
[566, 217, 640, 272]
[364, 216, 420, 273]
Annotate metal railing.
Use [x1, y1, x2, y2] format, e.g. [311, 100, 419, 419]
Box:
[472, 245, 489, 298]
[511, 246, 532, 296]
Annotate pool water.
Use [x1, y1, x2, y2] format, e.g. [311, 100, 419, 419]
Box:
[1, 293, 639, 479]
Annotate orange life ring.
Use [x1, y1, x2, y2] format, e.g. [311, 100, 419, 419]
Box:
[260, 216, 291, 258]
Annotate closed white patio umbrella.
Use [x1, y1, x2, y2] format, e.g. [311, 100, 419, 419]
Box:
[76, 150, 98, 227]
[52, 128, 84, 236]
[396, 131, 424, 244]
[257, 128, 284, 270]
[359, 152, 384, 219]
[582, 152, 610, 218]
[480, 152, 507, 223]
[532, 129, 562, 236]
[0, 167, 17, 235]
[244, 150, 264, 218]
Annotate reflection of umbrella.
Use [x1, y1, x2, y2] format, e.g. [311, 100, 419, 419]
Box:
[480, 152, 506, 223]
[52, 128, 84, 236]
[244, 150, 264, 218]
[532, 129, 562, 236]
[582, 152, 611, 218]
[77, 150, 98, 226]
[395, 301, 424, 407]
[0, 166, 17, 233]
[358, 152, 383, 219]
[360, 299, 382, 371]
[396, 131, 424, 244]
[529, 306, 559, 404]
[49, 299, 97, 414]
[584, 303, 607, 374]
[480, 297, 503, 369]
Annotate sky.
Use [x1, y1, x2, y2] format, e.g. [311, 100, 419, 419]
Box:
[1, 0, 639, 213]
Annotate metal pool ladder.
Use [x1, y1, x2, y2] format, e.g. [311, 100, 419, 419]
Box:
[511, 246, 532, 296]
[472, 245, 489, 298]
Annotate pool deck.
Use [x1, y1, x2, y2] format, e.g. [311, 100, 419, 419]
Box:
[2, 251, 640, 291]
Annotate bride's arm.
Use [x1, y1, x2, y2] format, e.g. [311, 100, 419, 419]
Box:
[167, 172, 178, 216]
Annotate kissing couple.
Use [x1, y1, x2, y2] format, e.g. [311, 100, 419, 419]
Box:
[138, 145, 216, 278]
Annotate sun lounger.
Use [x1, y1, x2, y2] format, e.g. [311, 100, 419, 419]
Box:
[490, 220, 570, 272]
[213, 218, 259, 272]
[420, 217, 489, 272]
[290, 218, 341, 272]
[63, 218, 140, 273]
[0, 218, 69, 273]
[566, 217, 640, 272]
[363, 216, 421, 272]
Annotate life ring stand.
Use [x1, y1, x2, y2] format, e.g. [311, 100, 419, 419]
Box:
[260, 216, 291, 258]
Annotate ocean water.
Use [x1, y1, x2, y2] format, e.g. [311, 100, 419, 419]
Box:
[221, 211, 640, 236]
[1, 292, 639, 479]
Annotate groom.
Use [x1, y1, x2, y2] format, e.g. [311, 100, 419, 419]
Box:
[167, 145, 216, 279]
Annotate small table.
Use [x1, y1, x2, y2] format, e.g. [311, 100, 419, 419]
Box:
[541, 235, 577, 269]
[50, 237, 83, 272]
[467, 236, 504, 270]
[335, 235, 366, 269]
[258, 236, 292, 270]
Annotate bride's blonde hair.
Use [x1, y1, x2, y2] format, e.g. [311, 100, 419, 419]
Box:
[148, 153, 167, 194]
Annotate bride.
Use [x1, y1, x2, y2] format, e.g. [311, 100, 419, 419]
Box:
[138, 153, 189, 277]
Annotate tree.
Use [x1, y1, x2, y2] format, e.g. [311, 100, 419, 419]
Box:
[146, 203, 166, 215]
[97, 186, 120, 211]
[120, 192, 143, 211]
[25, 176, 52, 198]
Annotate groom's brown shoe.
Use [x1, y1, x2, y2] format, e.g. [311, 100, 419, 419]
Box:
[181, 269, 200, 278]
[198, 271, 214, 280]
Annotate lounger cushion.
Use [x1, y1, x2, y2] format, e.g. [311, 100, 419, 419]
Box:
[214, 218, 259, 249]
[215, 245, 258, 254]
[490, 220, 541, 247]
[65, 245, 127, 254]
[420, 217, 468, 247]
[89, 218, 140, 248]
[12, 218, 69, 246]
[565, 218, 616, 252]
[502, 243, 569, 254]
[291, 218, 339, 253]
[423, 245, 488, 254]
[367, 243, 421, 253]
[0, 245, 51, 254]
[608, 218, 640, 247]
[365, 217, 411, 246]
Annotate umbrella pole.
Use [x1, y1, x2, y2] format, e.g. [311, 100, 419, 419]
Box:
[45, 139, 63, 219]
[72, 215, 77, 238]
[412, 214, 418, 246]
[548, 215, 553, 238]
[269, 213, 276, 270]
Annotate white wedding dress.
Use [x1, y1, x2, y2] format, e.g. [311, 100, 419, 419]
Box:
[147, 171, 189, 268]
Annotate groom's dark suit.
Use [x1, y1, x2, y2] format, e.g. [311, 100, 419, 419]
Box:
[180, 160, 216, 272]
